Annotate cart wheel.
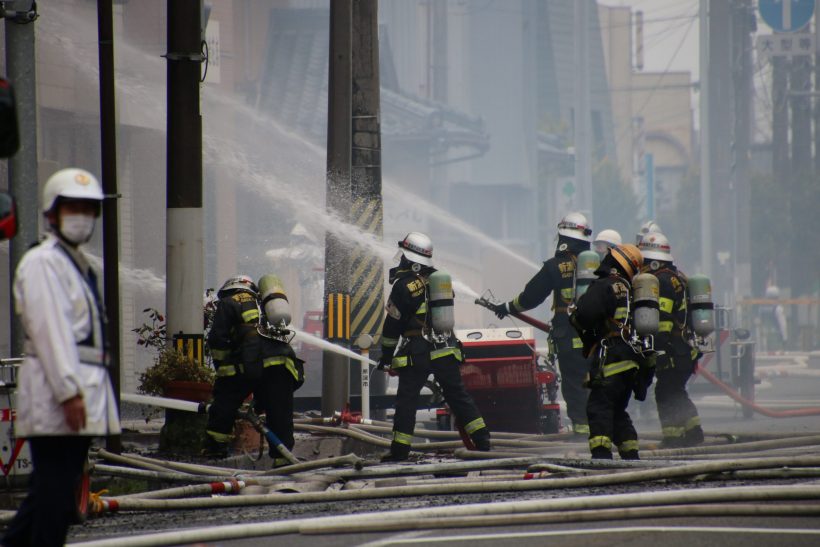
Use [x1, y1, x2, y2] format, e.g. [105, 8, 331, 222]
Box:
[75, 458, 90, 522]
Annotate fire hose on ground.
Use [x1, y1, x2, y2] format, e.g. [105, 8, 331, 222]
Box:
[71, 483, 820, 547]
[88, 455, 820, 514]
[697, 365, 820, 418]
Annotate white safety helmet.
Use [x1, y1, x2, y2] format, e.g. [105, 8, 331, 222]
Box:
[765, 285, 780, 299]
[593, 229, 622, 256]
[638, 231, 673, 262]
[42, 168, 104, 214]
[218, 274, 258, 299]
[397, 231, 433, 267]
[557, 212, 592, 243]
[635, 220, 662, 245]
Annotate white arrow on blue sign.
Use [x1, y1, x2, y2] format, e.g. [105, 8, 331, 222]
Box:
[759, 0, 815, 32]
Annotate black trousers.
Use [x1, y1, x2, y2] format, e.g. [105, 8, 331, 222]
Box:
[3, 436, 91, 547]
[206, 365, 295, 456]
[554, 336, 592, 427]
[587, 368, 638, 456]
[655, 352, 700, 438]
[393, 352, 488, 448]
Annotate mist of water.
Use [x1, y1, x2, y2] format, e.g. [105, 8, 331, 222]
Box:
[35, 4, 506, 303]
[291, 328, 378, 366]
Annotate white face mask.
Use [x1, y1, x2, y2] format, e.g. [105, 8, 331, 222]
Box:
[59, 214, 96, 244]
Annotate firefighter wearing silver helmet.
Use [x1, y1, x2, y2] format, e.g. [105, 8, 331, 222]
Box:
[593, 229, 622, 259]
[379, 232, 490, 461]
[638, 232, 704, 448]
[635, 220, 662, 245]
[5, 168, 120, 547]
[487, 212, 593, 436]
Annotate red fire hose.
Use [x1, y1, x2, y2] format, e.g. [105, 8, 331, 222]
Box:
[697, 366, 820, 418]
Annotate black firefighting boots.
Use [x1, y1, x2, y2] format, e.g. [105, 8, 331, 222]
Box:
[201, 437, 229, 459]
[380, 441, 411, 462]
[472, 431, 492, 452]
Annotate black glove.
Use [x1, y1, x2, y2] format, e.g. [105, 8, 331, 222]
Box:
[633, 365, 655, 402]
[489, 302, 509, 320]
[377, 352, 392, 371]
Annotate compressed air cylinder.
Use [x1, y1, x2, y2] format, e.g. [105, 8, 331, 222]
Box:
[427, 270, 455, 333]
[257, 274, 291, 327]
[688, 274, 714, 337]
[632, 273, 659, 336]
[574, 250, 601, 301]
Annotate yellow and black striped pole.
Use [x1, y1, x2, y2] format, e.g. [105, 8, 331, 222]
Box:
[350, 0, 386, 414]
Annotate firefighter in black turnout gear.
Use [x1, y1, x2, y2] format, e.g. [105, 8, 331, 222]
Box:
[203, 275, 302, 465]
[379, 232, 491, 462]
[638, 232, 704, 448]
[571, 244, 648, 460]
[488, 212, 593, 436]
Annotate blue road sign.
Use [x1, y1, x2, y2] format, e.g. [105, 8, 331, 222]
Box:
[759, 0, 815, 32]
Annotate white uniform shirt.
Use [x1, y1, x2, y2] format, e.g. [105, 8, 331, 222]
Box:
[13, 234, 121, 437]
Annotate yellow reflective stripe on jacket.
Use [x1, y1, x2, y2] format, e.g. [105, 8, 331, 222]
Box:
[658, 320, 674, 333]
[602, 359, 639, 377]
[659, 297, 675, 314]
[391, 355, 410, 369]
[430, 347, 463, 361]
[211, 348, 231, 360]
[416, 302, 427, 315]
[589, 435, 612, 450]
[572, 337, 583, 349]
[618, 439, 639, 452]
[263, 356, 299, 382]
[382, 336, 399, 348]
[392, 431, 413, 446]
[241, 309, 260, 322]
[614, 307, 628, 321]
[206, 430, 234, 443]
[560, 287, 574, 302]
[216, 364, 241, 377]
[463, 417, 486, 434]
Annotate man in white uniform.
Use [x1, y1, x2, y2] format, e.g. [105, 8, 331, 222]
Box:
[3, 168, 121, 547]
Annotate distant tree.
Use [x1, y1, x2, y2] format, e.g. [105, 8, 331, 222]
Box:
[591, 159, 641, 241]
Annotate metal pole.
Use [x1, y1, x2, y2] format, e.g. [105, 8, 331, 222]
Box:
[165, 0, 204, 348]
[97, 0, 121, 453]
[573, 0, 591, 213]
[5, 1, 39, 357]
[322, 0, 353, 417]
[699, 0, 712, 278]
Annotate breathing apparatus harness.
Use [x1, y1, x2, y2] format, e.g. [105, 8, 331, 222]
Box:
[255, 296, 295, 345]
[595, 271, 663, 366]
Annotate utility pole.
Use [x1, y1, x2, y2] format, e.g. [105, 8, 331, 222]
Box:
[4, 0, 38, 357]
[322, 0, 353, 417]
[708, 0, 735, 305]
[732, 0, 753, 302]
[573, 0, 591, 214]
[815, 1, 820, 176]
[789, 27, 812, 298]
[97, 0, 121, 453]
[349, 0, 385, 412]
[771, 55, 789, 289]
[699, 0, 712, 279]
[165, 0, 204, 357]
